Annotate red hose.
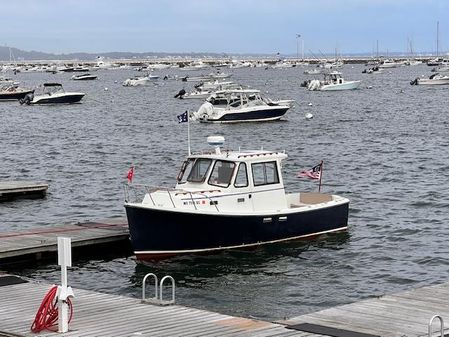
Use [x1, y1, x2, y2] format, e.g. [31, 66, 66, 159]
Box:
[31, 285, 73, 333]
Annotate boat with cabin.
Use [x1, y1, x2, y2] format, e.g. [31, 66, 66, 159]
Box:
[410, 73, 449, 85]
[177, 81, 243, 99]
[305, 72, 361, 91]
[124, 136, 350, 260]
[19, 83, 85, 104]
[191, 89, 292, 123]
[123, 74, 159, 86]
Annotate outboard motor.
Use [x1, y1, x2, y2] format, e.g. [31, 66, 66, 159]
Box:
[410, 78, 419, 85]
[174, 89, 186, 99]
[19, 92, 34, 105]
[300, 80, 309, 87]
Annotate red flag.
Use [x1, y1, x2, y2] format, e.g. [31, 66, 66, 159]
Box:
[127, 166, 134, 183]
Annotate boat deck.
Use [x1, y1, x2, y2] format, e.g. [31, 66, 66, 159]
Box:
[0, 181, 48, 201]
[0, 218, 129, 266]
[0, 275, 309, 337]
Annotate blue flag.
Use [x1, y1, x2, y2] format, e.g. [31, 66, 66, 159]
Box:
[177, 111, 188, 123]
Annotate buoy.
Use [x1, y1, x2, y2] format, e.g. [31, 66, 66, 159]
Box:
[305, 113, 313, 120]
[104, 87, 108, 91]
[308, 102, 313, 106]
[114, 80, 118, 83]
[367, 86, 373, 89]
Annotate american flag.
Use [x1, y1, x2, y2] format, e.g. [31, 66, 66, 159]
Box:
[298, 162, 322, 180]
[177, 111, 189, 123]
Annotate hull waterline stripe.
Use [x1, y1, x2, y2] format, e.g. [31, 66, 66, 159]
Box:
[134, 226, 348, 255]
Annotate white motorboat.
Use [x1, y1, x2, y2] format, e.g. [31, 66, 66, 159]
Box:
[181, 72, 232, 82]
[306, 72, 361, 91]
[410, 73, 449, 85]
[378, 59, 403, 68]
[124, 136, 350, 260]
[176, 81, 243, 99]
[71, 73, 97, 80]
[20, 83, 84, 104]
[304, 68, 322, 75]
[0, 85, 34, 101]
[191, 89, 291, 123]
[362, 66, 383, 74]
[123, 74, 159, 86]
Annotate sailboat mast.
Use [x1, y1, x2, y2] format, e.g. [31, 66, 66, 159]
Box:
[436, 21, 439, 58]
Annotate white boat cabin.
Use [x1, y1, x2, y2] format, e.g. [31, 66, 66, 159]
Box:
[138, 138, 340, 214]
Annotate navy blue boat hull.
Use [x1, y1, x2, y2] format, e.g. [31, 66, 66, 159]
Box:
[32, 94, 84, 104]
[125, 202, 349, 259]
[207, 107, 289, 123]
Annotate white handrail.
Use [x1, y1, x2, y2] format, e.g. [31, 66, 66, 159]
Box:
[142, 273, 158, 301]
[160, 275, 176, 304]
[428, 315, 444, 337]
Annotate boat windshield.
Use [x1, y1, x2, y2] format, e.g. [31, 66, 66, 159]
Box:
[176, 159, 195, 183]
[187, 158, 212, 183]
[208, 160, 236, 187]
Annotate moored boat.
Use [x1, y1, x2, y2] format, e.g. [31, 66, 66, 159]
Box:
[123, 74, 159, 86]
[191, 89, 291, 123]
[20, 83, 85, 104]
[305, 72, 361, 91]
[124, 136, 350, 260]
[71, 73, 97, 80]
[0, 85, 34, 101]
[410, 73, 449, 85]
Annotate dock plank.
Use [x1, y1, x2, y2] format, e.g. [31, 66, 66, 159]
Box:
[0, 181, 48, 201]
[283, 283, 449, 337]
[0, 279, 301, 337]
[0, 219, 129, 264]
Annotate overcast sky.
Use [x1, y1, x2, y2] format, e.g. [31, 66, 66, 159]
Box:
[2, 0, 448, 55]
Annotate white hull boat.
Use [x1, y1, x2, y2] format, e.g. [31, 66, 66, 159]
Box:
[306, 72, 361, 91]
[191, 89, 291, 123]
[123, 75, 159, 86]
[411, 73, 449, 85]
[20, 83, 84, 105]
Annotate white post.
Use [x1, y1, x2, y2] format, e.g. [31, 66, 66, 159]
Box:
[57, 237, 74, 333]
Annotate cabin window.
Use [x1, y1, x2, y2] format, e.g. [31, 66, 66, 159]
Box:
[208, 160, 236, 187]
[234, 163, 248, 188]
[176, 159, 194, 183]
[251, 161, 279, 186]
[187, 158, 212, 183]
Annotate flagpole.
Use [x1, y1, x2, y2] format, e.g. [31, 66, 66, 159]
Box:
[187, 113, 191, 155]
[318, 160, 323, 192]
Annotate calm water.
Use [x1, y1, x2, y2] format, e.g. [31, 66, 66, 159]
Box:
[1, 64, 449, 321]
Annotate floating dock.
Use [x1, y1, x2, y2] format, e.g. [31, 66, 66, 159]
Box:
[0, 218, 129, 266]
[0, 275, 305, 337]
[0, 274, 448, 336]
[0, 181, 48, 201]
[281, 282, 449, 337]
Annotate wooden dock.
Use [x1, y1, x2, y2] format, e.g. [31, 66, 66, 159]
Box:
[0, 218, 129, 266]
[281, 282, 449, 337]
[0, 275, 307, 337]
[0, 181, 48, 201]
